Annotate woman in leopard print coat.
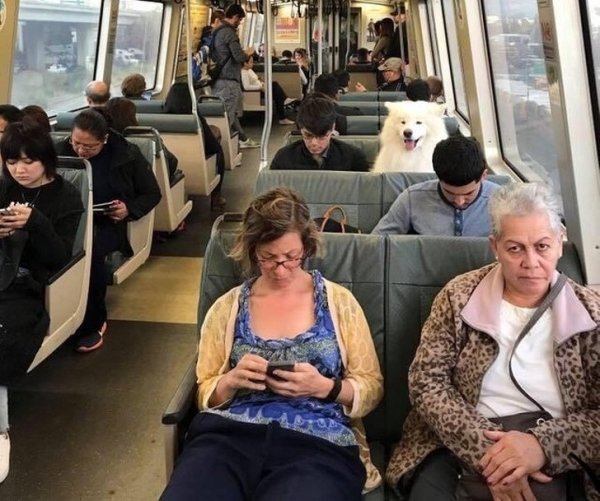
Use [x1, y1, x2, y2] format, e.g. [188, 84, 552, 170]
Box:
[386, 183, 600, 500]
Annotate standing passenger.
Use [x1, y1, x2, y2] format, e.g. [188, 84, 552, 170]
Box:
[56, 109, 161, 352]
[0, 121, 84, 482]
[211, 4, 258, 149]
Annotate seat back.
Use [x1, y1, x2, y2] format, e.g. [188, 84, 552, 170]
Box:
[123, 126, 193, 233]
[55, 112, 78, 131]
[33, 158, 93, 370]
[133, 99, 165, 113]
[255, 170, 382, 233]
[345, 115, 384, 135]
[384, 236, 584, 443]
[340, 91, 407, 102]
[136, 113, 220, 195]
[198, 96, 242, 170]
[346, 69, 379, 93]
[108, 136, 157, 284]
[199, 226, 387, 441]
[253, 63, 303, 100]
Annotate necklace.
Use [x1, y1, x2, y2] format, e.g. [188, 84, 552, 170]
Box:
[20, 186, 42, 208]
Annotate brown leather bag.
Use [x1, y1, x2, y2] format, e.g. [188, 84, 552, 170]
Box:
[313, 206, 361, 234]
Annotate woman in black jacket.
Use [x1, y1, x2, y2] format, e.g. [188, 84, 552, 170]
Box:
[0, 120, 84, 482]
[56, 109, 161, 353]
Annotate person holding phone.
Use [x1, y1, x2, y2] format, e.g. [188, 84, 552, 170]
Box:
[161, 188, 383, 501]
[0, 120, 84, 482]
[56, 108, 161, 353]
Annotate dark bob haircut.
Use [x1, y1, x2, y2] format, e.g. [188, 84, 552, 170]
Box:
[72, 108, 109, 140]
[0, 118, 58, 179]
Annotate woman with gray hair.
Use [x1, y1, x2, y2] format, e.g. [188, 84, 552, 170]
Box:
[386, 182, 600, 500]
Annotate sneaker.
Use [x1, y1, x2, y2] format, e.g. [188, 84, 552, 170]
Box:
[278, 118, 295, 125]
[0, 432, 9, 483]
[239, 138, 260, 149]
[284, 97, 297, 106]
[76, 321, 107, 353]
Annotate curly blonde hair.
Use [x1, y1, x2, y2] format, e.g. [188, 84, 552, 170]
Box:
[230, 188, 321, 276]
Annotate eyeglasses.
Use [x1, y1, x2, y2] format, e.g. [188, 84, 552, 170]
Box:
[69, 137, 105, 152]
[256, 256, 304, 270]
[300, 130, 333, 141]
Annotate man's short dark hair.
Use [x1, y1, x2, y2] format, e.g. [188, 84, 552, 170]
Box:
[0, 105, 24, 124]
[225, 4, 245, 18]
[433, 136, 486, 186]
[210, 9, 225, 24]
[281, 50, 293, 58]
[406, 79, 431, 101]
[314, 74, 340, 100]
[334, 70, 350, 88]
[296, 95, 336, 136]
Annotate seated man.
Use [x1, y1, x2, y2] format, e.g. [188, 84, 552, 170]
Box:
[372, 136, 500, 235]
[275, 49, 294, 64]
[270, 95, 369, 172]
[121, 73, 146, 99]
[85, 81, 110, 107]
[355, 57, 407, 93]
[313, 74, 363, 135]
[406, 78, 431, 102]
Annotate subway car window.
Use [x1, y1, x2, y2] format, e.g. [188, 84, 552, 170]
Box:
[483, 0, 561, 199]
[585, 3, 600, 125]
[110, 0, 165, 95]
[441, 0, 470, 122]
[10, 0, 102, 115]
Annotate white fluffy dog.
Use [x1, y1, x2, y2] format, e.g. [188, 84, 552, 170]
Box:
[373, 101, 448, 173]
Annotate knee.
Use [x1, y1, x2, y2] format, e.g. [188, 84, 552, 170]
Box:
[209, 125, 222, 142]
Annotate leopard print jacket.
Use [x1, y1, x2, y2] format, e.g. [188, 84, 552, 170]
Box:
[386, 264, 600, 500]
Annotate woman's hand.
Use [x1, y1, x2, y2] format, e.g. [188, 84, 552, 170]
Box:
[266, 362, 334, 399]
[488, 476, 538, 501]
[108, 200, 129, 222]
[355, 82, 367, 92]
[221, 353, 268, 393]
[0, 203, 32, 237]
[480, 430, 547, 486]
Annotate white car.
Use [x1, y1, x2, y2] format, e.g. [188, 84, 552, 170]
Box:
[47, 63, 67, 73]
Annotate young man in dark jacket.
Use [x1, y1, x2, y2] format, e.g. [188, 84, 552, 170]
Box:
[270, 95, 369, 172]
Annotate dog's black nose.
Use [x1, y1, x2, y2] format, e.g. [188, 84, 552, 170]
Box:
[403, 129, 413, 139]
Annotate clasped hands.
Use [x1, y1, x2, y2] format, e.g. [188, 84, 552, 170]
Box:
[478, 429, 550, 501]
[0, 202, 32, 238]
[222, 353, 333, 399]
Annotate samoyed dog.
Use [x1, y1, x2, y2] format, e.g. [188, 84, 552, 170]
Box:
[373, 101, 448, 173]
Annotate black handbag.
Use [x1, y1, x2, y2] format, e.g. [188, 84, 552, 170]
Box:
[456, 275, 570, 501]
[0, 230, 28, 291]
[314, 206, 360, 234]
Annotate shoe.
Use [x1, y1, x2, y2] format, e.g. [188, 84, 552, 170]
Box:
[76, 321, 107, 353]
[239, 138, 260, 149]
[278, 118, 295, 125]
[284, 97, 297, 106]
[0, 432, 9, 483]
[210, 194, 227, 211]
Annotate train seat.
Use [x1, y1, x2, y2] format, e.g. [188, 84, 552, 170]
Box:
[105, 136, 157, 285]
[198, 96, 242, 170]
[256, 169, 382, 232]
[346, 67, 380, 93]
[242, 90, 265, 112]
[136, 113, 220, 196]
[131, 99, 165, 113]
[30, 158, 93, 370]
[123, 126, 193, 233]
[344, 115, 459, 136]
[340, 91, 407, 102]
[253, 63, 303, 101]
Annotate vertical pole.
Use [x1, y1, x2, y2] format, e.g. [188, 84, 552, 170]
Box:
[318, 0, 323, 76]
[259, 6, 273, 169]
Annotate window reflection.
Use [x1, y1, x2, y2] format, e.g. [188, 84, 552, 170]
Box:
[442, 0, 470, 122]
[483, 0, 562, 201]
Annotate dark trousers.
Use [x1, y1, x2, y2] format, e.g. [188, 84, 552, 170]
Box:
[161, 413, 365, 501]
[198, 114, 225, 192]
[77, 223, 120, 335]
[407, 449, 460, 501]
[272, 81, 287, 119]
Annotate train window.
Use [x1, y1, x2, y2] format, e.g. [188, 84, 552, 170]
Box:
[584, 3, 600, 122]
[10, 0, 103, 115]
[111, 1, 165, 96]
[441, 0, 470, 122]
[482, 0, 561, 198]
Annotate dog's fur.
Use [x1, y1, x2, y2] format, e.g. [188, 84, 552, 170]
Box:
[373, 101, 448, 172]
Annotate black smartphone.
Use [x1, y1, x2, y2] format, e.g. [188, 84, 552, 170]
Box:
[267, 360, 295, 377]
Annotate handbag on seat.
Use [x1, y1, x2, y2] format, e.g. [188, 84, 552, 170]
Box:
[314, 206, 360, 234]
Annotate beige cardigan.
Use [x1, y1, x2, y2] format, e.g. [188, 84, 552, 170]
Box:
[195, 278, 384, 492]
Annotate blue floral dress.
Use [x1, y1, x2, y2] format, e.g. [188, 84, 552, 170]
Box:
[206, 270, 356, 446]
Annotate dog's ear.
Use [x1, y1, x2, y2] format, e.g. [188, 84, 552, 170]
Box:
[430, 102, 446, 116]
[384, 101, 400, 113]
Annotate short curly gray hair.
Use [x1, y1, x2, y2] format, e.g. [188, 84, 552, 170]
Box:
[489, 182, 563, 238]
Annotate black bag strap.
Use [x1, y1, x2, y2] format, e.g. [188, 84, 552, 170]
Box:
[508, 273, 567, 412]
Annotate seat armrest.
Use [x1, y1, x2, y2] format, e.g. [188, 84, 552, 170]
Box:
[162, 355, 198, 425]
[46, 251, 85, 285]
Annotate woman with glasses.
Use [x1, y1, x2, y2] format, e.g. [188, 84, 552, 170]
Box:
[56, 108, 161, 353]
[161, 188, 383, 501]
[0, 120, 84, 482]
